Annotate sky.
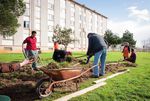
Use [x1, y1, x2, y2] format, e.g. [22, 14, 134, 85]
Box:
[76, 0, 150, 48]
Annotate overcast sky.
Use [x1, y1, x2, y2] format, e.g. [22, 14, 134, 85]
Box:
[76, 0, 150, 48]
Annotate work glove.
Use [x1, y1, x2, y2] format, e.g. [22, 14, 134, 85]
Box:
[85, 55, 93, 64]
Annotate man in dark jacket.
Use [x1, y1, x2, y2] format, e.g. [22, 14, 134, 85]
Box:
[87, 33, 107, 77]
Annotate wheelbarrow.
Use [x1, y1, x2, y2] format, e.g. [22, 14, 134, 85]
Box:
[35, 64, 97, 98]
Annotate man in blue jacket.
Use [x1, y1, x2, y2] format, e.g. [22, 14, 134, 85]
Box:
[87, 33, 107, 77]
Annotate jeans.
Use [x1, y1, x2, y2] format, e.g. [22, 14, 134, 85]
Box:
[93, 48, 107, 77]
[25, 50, 38, 69]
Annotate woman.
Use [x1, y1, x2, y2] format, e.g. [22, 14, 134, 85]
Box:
[122, 44, 130, 60]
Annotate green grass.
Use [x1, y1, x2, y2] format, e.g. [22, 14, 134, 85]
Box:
[0, 52, 150, 101]
[69, 52, 150, 101]
[0, 51, 122, 62]
[0, 53, 53, 62]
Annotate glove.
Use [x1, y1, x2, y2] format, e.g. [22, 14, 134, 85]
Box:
[85, 55, 92, 64]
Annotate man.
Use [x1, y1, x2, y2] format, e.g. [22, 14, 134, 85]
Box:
[22, 31, 38, 71]
[87, 33, 107, 77]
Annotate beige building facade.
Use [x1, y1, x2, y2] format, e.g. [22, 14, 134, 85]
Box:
[0, 0, 107, 52]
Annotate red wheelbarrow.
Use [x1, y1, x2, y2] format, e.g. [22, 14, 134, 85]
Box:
[35, 64, 97, 98]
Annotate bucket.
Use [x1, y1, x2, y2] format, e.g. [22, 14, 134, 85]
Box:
[0, 95, 11, 101]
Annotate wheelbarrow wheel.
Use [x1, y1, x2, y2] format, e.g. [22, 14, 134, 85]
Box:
[36, 77, 53, 98]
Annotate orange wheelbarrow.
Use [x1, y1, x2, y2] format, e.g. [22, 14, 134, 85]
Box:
[35, 65, 97, 98]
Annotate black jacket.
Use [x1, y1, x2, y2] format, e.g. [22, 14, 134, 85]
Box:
[87, 33, 107, 56]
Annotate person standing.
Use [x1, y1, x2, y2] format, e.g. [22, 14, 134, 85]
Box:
[22, 31, 38, 71]
[122, 43, 130, 60]
[86, 33, 107, 77]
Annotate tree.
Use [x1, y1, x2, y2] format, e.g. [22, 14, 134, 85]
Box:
[104, 30, 121, 48]
[121, 30, 136, 47]
[0, 0, 25, 36]
[52, 25, 75, 50]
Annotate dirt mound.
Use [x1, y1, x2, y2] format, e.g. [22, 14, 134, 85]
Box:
[0, 59, 135, 101]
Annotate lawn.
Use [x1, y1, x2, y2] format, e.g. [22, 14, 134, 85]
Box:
[0, 52, 150, 101]
[70, 52, 150, 101]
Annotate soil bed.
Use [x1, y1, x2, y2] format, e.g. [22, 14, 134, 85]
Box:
[0, 58, 133, 101]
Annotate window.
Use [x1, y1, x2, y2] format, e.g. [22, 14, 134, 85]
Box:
[25, 9, 30, 16]
[24, 4, 30, 16]
[80, 15, 82, 21]
[48, 0, 54, 4]
[35, 23, 40, 30]
[35, 19, 40, 30]
[48, 14, 54, 20]
[60, 9, 65, 18]
[48, 26, 53, 32]
[36, 0, 40, 6]
[3, 35, 13, 40]
[23, 16, 29, 21]
[36, 35, 40, 43]
[48, 21, 54, 26]
[60, 0, 65, 8]
[24, 21, 30, 28]
[25, 0, 30, 3]
[80, 23, 82, 28]
[4, 47, 12, 51]
[48, 36, 52, 42]
[70, 20, 74, 26]
[70, 3, 74, 8]
[48, 3, 54, 10]
[35, 7, 40, 18]
[60, 19, 65, 27]
[48, 32, 53, 36]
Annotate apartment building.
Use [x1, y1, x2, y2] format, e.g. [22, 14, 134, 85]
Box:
[0, 0, 107, 52]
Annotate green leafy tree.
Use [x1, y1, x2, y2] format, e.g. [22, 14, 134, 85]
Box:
[104, 30, 121, 48]
[111, 34, 121, 48]
[0, 0, 26, 36]
[122, 30, 136, 47]
[52, 25, 75, 50]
